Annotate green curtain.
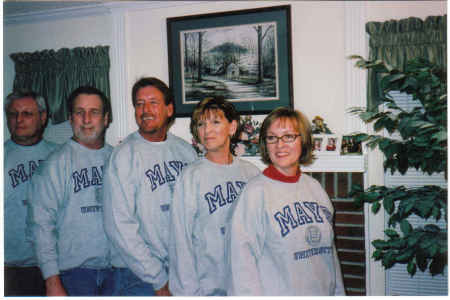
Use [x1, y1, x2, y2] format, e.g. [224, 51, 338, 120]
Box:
[366, 15, 446, 110]
[10, 46, 111, 124]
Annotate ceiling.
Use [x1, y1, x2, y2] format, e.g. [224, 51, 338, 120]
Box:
[3, 1, 105, 17]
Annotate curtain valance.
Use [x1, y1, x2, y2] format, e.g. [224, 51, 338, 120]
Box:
[10, 46, 111, 124]
[366, 15, 446, 110]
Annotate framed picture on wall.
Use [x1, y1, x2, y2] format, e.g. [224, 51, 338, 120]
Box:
[167, 5, 293, 117]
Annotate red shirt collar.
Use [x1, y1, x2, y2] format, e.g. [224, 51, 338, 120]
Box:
[263, 164, 301, 183]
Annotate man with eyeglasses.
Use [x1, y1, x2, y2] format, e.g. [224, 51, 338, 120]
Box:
[4, 89, 59, 296]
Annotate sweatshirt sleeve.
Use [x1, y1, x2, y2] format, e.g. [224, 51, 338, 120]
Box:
[168, 170, 200, 295]
[333, 244, 346, 295]
[28, 158, 65, 279]
[102, 149, 167, 290]
[313, 180, 346, 296]
[227, 182, 265, 295]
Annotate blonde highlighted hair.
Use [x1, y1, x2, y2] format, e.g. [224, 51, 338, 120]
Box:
[259, 107, 314, 165]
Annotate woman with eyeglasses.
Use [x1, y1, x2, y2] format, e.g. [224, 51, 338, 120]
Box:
[227, 107, 345, 296]
[168, 97, 260, 296]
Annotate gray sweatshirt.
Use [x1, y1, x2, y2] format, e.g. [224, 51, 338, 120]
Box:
[102, 131, 198, 290]
[227, 172, 346, 296]
[169, 157, 260, 295]
[4, 139, 58, 267]
[28, 139, 113, 279]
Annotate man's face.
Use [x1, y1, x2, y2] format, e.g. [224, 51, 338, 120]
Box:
[70, 93, 109, 149]
[6, 97, 47, 146]
[135, 86, 173, 142]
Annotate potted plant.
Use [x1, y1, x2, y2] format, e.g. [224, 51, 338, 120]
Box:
[349, 56, 447, 276]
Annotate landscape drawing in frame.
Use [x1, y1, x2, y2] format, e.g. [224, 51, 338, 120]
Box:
[167, 5, 293, 117]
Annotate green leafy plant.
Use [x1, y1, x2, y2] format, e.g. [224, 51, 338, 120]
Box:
[349, 56, 447, 276]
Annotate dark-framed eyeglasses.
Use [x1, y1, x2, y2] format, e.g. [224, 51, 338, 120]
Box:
[265, 134, 301, 144]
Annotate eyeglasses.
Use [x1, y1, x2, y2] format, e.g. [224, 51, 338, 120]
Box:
[266, 134, 301, 144]
[6, 111, 38, 119]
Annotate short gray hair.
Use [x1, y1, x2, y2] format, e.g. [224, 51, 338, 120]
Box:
[5, 89, 48, 113]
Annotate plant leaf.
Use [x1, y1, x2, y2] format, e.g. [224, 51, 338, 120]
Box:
[372, 202, 381, 214]
[400, 219, 412, 236]
[407, 260, 417, 276]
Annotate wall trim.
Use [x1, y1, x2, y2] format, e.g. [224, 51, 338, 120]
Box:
[4, 4, 111, 25]
[108, 8, 129, 146]
[3, 1, 204, 25]
[344, 2, 386, 296]
[344, 1, 367, 134]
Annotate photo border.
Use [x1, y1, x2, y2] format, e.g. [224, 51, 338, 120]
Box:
[167, 5, 293, 117]
[313, 134, 340, 155]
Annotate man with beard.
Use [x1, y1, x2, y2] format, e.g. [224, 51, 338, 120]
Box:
[4, 89, 58, 296]
[28, 86, 117, 296]
[103, 77, 197, 295]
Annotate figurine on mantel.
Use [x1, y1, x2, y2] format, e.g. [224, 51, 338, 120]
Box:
[311, 116, 332, 134]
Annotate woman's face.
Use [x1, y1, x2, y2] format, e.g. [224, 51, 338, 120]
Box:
[197, 109, 237, 155]
[266, 117, 302, 176]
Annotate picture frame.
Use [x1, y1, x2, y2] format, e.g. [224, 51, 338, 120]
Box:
[313, 134, 340, 155]
[167, 5, 293, 117]
[313, 135, 324, 152]
[341, 135, 362, 155]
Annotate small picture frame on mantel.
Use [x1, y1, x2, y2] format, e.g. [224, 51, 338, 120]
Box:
[341, 135, 362, 155]
[313, 134, 340, 155]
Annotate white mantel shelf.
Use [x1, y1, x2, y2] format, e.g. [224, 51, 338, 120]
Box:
[241, 154, 367, 173]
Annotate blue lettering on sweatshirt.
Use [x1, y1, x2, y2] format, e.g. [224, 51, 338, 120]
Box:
[293, 246, 332, 260]
[205, 181, 246, 214]
[8, 160, 42, 188]
[72, 166, 104, 193]
[320, 205, 333, 224]
[80, 205, 103, 214]
[274, 201, 328, 238]
[274, 205, 299, 237]
[145, 160, 187, 192]
[303, 202, 324, 223]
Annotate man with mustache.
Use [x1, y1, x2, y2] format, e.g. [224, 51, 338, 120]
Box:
[4, 89, 58, 296]
[28, 86, 117, 296]
[103, 77, 197, 295]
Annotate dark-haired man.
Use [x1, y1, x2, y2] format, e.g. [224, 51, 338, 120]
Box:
[4, 89, 58, 296]
[103, 77, 197, 296]
[28, 86, 116, 296]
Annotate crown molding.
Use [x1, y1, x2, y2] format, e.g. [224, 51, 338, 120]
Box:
[103, 1, 204, 12]
[4, 1, 203, 25]
[4, 3, 110, 25]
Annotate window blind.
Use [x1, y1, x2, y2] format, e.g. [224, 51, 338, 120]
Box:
[384, 91, 448, 296]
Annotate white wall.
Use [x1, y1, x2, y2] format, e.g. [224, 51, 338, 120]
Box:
[3, 1, 447, 295]
[366, 1, 446, 21]
[125, 1, 348, 143]
[4, 1, 446, 145]
[3, 13, 115, 142]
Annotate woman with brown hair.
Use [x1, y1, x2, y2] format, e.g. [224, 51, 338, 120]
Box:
[227, 107, 345, 296]
[169, 97, 260, 296]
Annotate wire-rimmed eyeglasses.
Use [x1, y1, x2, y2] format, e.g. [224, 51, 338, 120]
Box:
[265, 134, 301, 144]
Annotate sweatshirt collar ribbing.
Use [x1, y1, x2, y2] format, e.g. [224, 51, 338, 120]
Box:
[263, 164, 301, 183]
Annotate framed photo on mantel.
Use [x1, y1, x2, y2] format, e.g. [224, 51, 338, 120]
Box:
[313, 134, 340, 155]
[167, 5, 293, 117]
